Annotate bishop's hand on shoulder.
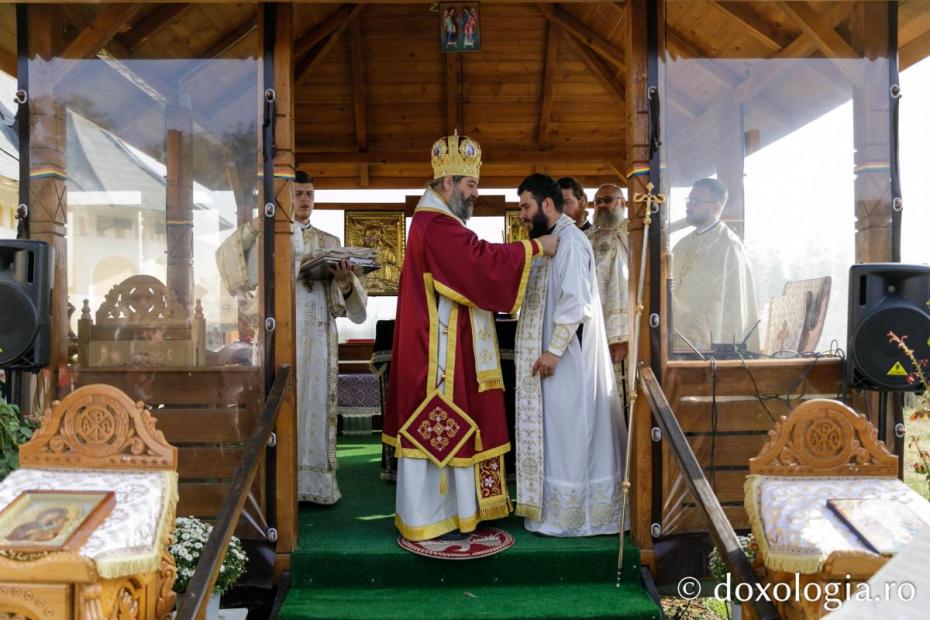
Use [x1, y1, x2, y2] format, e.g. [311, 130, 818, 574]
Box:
[537, 234, 559, 257]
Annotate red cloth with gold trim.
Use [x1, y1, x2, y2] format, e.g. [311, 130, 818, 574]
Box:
[383, 201, 542, 465]
[399, 390, 477, 468]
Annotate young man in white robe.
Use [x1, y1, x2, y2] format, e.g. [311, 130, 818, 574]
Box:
[513, 173, 626, 537]
[671, 178, 759, 353]
[216, 171, 367, 504]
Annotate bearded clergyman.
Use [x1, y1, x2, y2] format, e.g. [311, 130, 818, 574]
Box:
[382, 134, 559, 542]
[513, 173, 625, 537]
[672, 178, 759, 352]
[588, 183, 631, 366]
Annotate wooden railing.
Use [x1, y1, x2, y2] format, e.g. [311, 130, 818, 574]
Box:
[175, 364, 292, 620]
[639, 367, 779, 620]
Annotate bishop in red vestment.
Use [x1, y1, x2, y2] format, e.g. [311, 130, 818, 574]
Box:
[383, 133, 558, 541]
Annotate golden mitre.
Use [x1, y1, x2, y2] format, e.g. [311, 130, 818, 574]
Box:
[431, 132, 482, 180]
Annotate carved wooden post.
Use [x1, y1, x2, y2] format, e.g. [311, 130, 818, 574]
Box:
[852, 3, 895, 442]
[624, 0, 655, 571]
[166, 102, 195, 315]
[716, 101, 745, 239]
[27, 6, 67, 406]
[267, 3, 298, 560]
[852, 2, 892, 264]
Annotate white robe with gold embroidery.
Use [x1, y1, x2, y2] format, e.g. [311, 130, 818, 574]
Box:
[671, 221, 759, 352]
[515, 215, 625, 536]
[217, 221, 367, 504]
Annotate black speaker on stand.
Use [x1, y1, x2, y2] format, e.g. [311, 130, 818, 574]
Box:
[0, 239, 54, 372]
[847, 263, 930, 478]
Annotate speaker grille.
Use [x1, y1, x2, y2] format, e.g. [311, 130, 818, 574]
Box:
[0, 280, 39, 367]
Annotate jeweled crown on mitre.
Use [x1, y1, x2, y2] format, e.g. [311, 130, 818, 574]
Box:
[430, 132, 482, 180]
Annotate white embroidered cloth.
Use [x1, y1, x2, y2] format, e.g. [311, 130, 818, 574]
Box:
[0, 468, 178, 578]
[745, 475, 930, 574]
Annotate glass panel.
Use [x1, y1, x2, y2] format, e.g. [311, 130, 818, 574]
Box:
[0, 71, 18, 240]
[660, 0, 893, 536]
[662, 0, 892, 361]
[27, 4, 265, 537]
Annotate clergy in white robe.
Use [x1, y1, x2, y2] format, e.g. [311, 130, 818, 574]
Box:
[671, 178, 759, 353]
[216, 172, 367, 504]
[513, 174, 626, 537]
[587, 184, 631, 363]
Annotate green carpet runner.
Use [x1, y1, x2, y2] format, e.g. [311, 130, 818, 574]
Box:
[280, 437, 661, 619]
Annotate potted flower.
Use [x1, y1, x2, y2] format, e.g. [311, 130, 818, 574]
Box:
[171, 516, 248, 619]
[0, 395, 38, 482]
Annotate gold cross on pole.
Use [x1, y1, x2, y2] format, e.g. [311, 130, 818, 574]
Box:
[632, 182, 666, 225]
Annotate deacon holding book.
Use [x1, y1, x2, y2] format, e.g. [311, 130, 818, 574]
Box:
[383, 133, 559, 541]
[513, 173, 625, 536]
[217, 170, 367, 504]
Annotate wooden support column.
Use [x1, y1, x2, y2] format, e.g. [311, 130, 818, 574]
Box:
[270, 3, 298, 562]
[624, 0, 654, 572]
[27, 6, 67, 408]
[716, 101, 745, 239]
[166, 103, 195, 314]
[852, 2, 892, 264]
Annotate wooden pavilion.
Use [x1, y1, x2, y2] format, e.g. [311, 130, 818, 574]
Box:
[3, 1, 930, 614]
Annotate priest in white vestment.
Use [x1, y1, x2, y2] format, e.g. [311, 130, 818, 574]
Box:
[587, 184, 631, 364]
[513, 173, 626, 537]
[216, 171, 367, 504]
[671, 178, 759, 353]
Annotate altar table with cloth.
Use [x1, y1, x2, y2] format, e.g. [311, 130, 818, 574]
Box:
[744, 399, 922, 619]
[0, 384, 179, 620]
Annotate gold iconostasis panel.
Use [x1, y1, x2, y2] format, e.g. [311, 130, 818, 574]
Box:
[345, 211, 406, 296]
[505, 210, 529, 243]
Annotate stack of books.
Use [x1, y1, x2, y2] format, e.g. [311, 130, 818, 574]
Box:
[299, 247, 379, 281]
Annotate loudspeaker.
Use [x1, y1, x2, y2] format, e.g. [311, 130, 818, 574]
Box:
[847, 263, 930, 391]
[0, 240, 54, 370]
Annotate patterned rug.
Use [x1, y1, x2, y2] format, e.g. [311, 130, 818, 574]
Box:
[397, 527, 515, 560]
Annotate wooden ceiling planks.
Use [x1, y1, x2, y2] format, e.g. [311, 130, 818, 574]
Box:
[5, 2, 930, 189]
[0, 4, 15, 77]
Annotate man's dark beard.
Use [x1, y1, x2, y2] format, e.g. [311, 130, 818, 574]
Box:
[528, 210, 550, 238]
[449, 189, 475, 221]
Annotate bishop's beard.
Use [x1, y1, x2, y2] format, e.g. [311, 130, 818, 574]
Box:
[449, 189, 475, 222]
[594, 206, 622, 229]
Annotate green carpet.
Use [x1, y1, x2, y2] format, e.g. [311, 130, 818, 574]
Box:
[279, 436, 660, 620]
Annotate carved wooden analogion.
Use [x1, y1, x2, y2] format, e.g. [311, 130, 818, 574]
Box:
[0, 384, 179, 620]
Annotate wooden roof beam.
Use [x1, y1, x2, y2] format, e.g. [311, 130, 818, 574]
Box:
[200, 19, 256, 60]
[348, 20, 368, 187]
[711, 2, 788, 51]
[0, 47, 15, 77]
[776, 1, 857, 59]
[561, 33, 624, 107]
[119, 4, 189, 51]
[666, 29, 741, 89]
[446, 54, 463, 134]
[538, 22, 560, 149]
[900, 29, 930, 71]
[537, 4, 624, 73]
[60, 4, 143, 59]
[295, 5, 364, 88]
[294, 4, 359, 59]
